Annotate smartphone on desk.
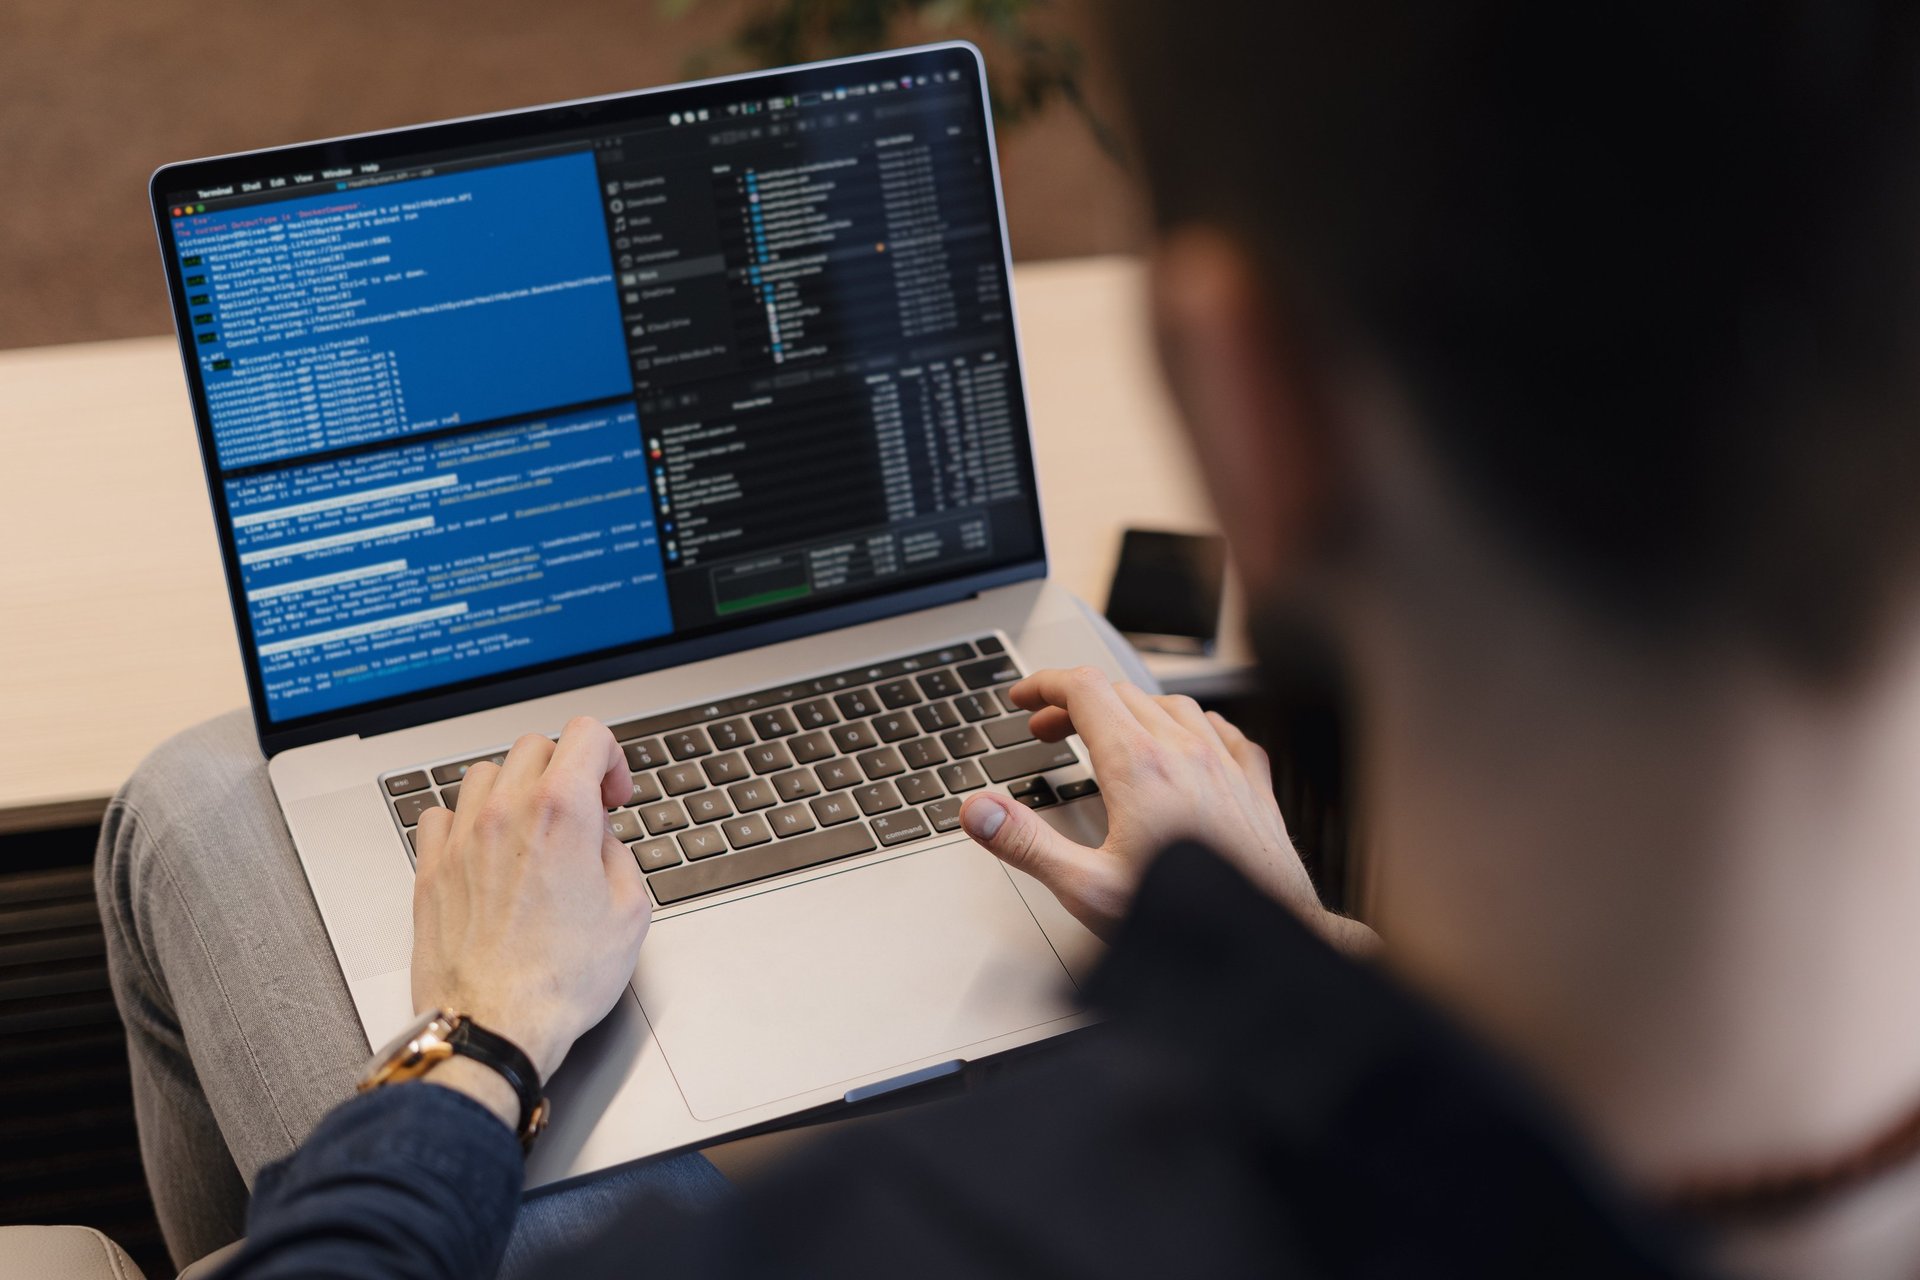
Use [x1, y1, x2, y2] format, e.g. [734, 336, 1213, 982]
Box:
[1104, 528, 1227, 656]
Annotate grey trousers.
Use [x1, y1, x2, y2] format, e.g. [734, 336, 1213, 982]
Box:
[94, 710, 729, 1274]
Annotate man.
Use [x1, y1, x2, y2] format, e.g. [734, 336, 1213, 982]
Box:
[98, 2, 1920, 1276]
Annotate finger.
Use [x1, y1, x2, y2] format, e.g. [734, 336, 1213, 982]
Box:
[1019, 679, 1180, 745]
[1026, 705, 1075, 742]
[960, 792, 1095, 890]
[413, 803, 455, 869]
[448, 759, 502, 844]
[1208, 710, 1275, 797]
[600, 834, 651, 928]
[546, 716, 633, 812]
[498, 731, 557, 787]
[1111, 680, 1185, 742]
[1003, 668, 1152, 760]
[1154, 693, 1230, 754]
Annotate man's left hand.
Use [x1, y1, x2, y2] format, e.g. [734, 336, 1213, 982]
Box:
[410, 716, 649, 1084]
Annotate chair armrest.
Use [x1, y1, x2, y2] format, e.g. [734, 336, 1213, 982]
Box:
[0, 1225, 146, 1280]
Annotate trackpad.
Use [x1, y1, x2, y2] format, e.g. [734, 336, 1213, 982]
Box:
[634, 840, 1077, 1121]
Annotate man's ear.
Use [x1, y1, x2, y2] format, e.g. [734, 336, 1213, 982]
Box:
[1148, 229, 1335, 599]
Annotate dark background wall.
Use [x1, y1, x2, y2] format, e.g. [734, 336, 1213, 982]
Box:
[0, 0, 1143, 352]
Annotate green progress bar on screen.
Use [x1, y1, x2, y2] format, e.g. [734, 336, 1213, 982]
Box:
[714, 583, 814, 615]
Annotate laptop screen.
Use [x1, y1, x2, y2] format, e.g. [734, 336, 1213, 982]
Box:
[153, 46, 1044, 732]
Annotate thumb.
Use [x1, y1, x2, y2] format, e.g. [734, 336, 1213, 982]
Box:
[961, 792, 1089, 890]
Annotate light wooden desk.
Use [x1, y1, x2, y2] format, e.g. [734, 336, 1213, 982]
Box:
[0, 255, 1248, 835]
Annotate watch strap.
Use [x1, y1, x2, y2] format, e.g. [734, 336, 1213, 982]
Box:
[448, 1019, 548, 1151]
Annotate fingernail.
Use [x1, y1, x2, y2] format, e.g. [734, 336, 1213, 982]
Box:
[962, 795, 1008, 841]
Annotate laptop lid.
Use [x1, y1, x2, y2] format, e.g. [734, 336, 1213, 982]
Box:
[149, 43, 1049, 756]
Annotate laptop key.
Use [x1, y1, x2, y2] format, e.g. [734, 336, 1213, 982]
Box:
[745, 742, 793, 775]
[940, 726, 990, 758]
[772, 767, 823, 801]
[793, 698, 839, 729]
[640, 799, 691, 834]
[728, 778, 779, 812]
[623, 738, 667, 772]
[709, 718, 752, 749]
[983, 715, 1036, 748]
[1009, 777, 1058, 809]
[995, 686, 1022, 714]
[913, 701, 959, 733]
[432, 753, 505, 786]
[871, 810, 932, 847]
[750, 708, 799, 739]
[769, 803, 817, 837]
[393, 792, 442, 827]
[830, 721, 878, 753]
[953, 693, 998, 723]
[856, 781, 903, 815]
[1057, 778, 1101, 801]
[898, 771, 943, 805]
[632, 838, 682, 872]
[814, 758, 861, 790]
[724, 813, 774, 849]
[703, 752, 749, 785]
[607, 809, 647, 843]
[983, 741, 1079, 784]
[660, 762, 705, 796]
[834, 689, 879, 719]
[938, 760, 987, 792]
[958, 656, 1020, 689]
[900, 736, 947, 770]
[678, 826, 727, 861]
[441, 783, 462, 811]
[385, 771, 429, 796]
[876, 679, 921, 709]
[915, 670, 962, 700]
[685, 791, 733, 825]
[857, 746, 906, 780]
[810, 793, 861, 826]
[666, 728, 712, 760]
[871, 711, 916, 743]
[624, 772, 665, 807]
[788, 729, 835, 764]
[648, 822, 877, 905]
[924, 797, 964, 832]
[974, 635, 1005, 654]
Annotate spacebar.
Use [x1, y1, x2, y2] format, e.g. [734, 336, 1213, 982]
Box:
[648, 823, 878, 905]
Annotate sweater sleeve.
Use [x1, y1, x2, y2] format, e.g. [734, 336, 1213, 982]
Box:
[213, 1082, 525, 1280]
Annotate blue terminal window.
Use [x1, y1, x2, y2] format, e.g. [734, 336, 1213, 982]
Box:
[227, 406, 671, 720]
[177, 152, 633, 470]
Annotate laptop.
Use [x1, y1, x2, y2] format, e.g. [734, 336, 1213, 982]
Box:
[149, 41, 1140, 1186]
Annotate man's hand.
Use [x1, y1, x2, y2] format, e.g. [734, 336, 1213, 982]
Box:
[959, 668, 1375, 953]
[411, 717, 650, 1087]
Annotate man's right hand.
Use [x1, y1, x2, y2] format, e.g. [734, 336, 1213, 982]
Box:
[959, 667, 1375, 954]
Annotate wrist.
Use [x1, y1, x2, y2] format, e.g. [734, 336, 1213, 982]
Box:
[363, 1007, 554, 1149]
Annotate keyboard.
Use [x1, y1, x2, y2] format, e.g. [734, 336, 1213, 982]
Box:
[379, 635, 1101, 907]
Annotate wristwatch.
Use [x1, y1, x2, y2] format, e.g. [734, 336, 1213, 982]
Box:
[358, 1008, 550, 1151]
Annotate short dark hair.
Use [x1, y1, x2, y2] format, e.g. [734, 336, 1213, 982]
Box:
[1106, 2, 1920, 678]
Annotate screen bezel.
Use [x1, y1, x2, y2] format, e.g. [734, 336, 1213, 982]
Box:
[148, 42, 1049, 757]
